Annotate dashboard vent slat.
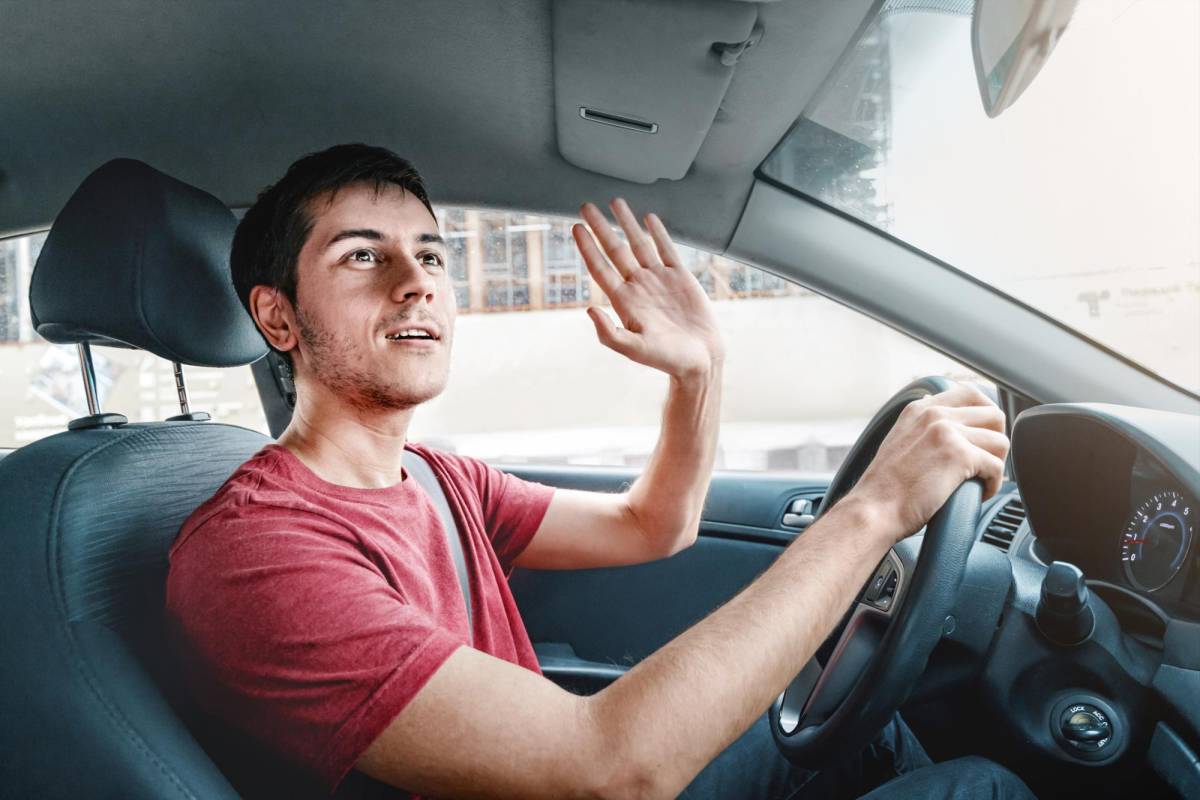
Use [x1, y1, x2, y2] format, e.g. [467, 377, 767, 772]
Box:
[981, 496, 1026, 551]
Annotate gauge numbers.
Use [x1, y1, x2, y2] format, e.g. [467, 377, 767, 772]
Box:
[1120, 490, 1194, 593]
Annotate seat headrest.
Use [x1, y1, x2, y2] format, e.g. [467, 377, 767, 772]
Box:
[29, 159, 268, 367]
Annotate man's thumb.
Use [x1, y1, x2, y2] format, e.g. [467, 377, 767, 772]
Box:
[587, 307, 636, 356]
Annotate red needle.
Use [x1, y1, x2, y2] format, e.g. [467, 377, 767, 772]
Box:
[1126, 539, 1148, 544]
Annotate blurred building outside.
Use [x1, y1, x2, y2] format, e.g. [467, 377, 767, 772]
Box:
[5, 202, 1185, 474]
[0, 218, 977, 473]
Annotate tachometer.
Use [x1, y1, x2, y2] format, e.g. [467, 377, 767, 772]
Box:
[1119, 491, 1194, 593]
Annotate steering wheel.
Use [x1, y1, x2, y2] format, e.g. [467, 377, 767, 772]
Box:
[771, 376, 983, 767]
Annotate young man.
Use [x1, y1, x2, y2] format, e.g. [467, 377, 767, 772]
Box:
[167, 144, 1032, 799]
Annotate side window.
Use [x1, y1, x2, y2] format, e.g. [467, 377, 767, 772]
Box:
[416, 208, 993, 473]
[0, 232, 269, 445]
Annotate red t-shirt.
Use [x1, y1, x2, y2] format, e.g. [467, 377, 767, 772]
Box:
[166, 442, 555, 796]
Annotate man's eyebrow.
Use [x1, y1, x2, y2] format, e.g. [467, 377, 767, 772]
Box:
[324, 228, 385, 250]
[323, 230, 445, 250]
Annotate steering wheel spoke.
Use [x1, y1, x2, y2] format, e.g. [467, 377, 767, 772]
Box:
[776, 550, 908, 733]
[770, 376, 984, 768]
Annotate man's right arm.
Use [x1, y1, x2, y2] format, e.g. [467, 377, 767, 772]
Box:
[357, 384, 1008, 799]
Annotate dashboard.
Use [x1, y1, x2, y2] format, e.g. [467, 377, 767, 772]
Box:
[959, 403, 1200, 794]
[1010, 404, 1200, 624]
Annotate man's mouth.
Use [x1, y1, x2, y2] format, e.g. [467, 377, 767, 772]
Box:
[382, 323, 441, 342]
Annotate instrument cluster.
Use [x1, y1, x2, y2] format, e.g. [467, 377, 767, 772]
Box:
[1009, 404, 1200, 623]
[1118, 489, 1195, 594]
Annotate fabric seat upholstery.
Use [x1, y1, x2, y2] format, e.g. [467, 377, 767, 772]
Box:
[0, 159, 270, 798]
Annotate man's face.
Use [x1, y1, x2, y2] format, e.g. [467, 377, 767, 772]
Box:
[287, 182, 455, 410]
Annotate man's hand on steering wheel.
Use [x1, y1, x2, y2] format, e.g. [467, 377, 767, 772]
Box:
[851, 382, 1009, 544]
[771, 378, 1012, 767]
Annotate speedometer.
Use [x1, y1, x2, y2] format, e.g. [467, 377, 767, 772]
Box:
[1119, 491, 1194, 593]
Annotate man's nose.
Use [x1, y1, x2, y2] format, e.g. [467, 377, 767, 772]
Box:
[389, 257, 438, 303]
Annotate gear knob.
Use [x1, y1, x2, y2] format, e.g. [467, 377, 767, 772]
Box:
[1036, 561, 1095, 646]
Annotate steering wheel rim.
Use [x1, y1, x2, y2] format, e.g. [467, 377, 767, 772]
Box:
[771, 376, 983, 767]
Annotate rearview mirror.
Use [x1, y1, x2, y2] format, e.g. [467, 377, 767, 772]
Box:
[972, 0, 1078, 118]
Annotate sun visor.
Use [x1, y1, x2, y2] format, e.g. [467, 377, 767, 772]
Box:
[552, 0, 766, 183]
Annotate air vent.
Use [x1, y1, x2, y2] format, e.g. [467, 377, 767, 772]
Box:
[981, 495, 1026, 551]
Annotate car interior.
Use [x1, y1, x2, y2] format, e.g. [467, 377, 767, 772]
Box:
[1, 1, 1198, 799]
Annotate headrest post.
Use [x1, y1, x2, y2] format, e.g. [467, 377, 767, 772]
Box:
[67, 342, 128, 430]
[172, 362, 191, 415]
[165, 361, 210, 422]
[77, 342, 101, 416]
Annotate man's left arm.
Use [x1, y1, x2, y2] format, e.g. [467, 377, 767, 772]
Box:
[513, 199, 724, 570]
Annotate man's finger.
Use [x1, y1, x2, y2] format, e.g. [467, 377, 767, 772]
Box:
[924, 382, 997, 410]
[580, 202, 638, 280]
[941, 404, 1007, 434]
[645, 212, 682, 268]
[572, 223, 623, 296]
[586, 306, 639, 358]
[609, 198, 659, 269]
[960, 425, 1010, 461]
[949, 382, 996, 407]
[970, 449, 1007, 500]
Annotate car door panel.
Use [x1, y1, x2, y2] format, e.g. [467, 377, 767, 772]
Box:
[503, 466, 829, 690]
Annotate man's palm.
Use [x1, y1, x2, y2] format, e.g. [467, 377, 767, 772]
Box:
[573, 198, 724, 378]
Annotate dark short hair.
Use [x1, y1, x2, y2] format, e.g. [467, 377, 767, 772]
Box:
[230, 143, 435, 361]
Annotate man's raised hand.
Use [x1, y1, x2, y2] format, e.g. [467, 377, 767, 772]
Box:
[572, 198, 725, 380]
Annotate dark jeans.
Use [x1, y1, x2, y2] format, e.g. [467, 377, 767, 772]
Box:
[680, 714, 1035, 800]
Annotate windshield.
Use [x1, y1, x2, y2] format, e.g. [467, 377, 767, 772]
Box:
[762, 0, 1200, 394]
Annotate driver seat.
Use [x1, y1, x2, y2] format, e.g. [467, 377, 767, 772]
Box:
[0, 159, 270, 797]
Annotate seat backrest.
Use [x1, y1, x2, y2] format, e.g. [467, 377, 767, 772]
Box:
[0, 159, 270, 798]
[0, 422, 269, 798]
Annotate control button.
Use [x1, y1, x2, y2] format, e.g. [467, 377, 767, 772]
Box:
[864, 564, 900, 610]
[1060, 704, 1112, 753]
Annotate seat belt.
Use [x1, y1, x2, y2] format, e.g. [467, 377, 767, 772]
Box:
[402, 449, 473, 643]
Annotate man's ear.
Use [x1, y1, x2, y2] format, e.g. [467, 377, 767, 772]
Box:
[248, 286, 299, 355]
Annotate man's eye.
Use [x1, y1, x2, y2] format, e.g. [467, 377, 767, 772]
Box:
[346, 249, 379, 266]
[420, 252, 446, 269]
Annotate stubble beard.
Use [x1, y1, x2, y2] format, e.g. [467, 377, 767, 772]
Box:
[294, 305, 447, 413]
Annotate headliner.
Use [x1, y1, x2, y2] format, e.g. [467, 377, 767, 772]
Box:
[0, 0, 873, 252]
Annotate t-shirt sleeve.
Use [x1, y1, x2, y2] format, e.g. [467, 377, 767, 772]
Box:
[442, 452, 555, 569]
[166, 502, 462, 792]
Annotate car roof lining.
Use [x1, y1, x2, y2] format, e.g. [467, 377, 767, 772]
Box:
[0, 0, 874, 254]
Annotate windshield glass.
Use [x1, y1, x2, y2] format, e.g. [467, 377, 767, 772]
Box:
[762, 0, 1200, 394]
